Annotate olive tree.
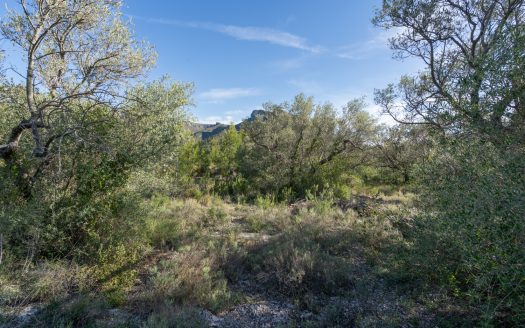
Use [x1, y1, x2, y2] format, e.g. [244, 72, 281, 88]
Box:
[373, 124, 431, 183]
[373, 1, 525, 323]
[374, 0, 525, 144]
[0, 0, 155, 196]
[241, 95, 377, 198]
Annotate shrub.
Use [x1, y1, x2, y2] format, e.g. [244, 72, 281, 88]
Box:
[36, 295, 110, 328]
[305, 185, 335, 215]
[149, 246, 236, 313]
[255, 194, 276, 209]
[25, 262, 91, 302]
[0, 272, 23, 306]
[239, 216, 356, 296]
[205, 205, 228, 226]
[146, 198, 206, 250]
[414, 139, 525, 325]
[244, 212, 265, 232]
[92, 243, 141, 296]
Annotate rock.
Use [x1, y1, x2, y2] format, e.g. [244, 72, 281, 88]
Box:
[211, 301, 295, 328]
[201, 310, 224, 327]
[1, 304, 43, 328]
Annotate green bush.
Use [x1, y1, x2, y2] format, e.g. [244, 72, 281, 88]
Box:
[305, 185, 335, 215]
[239, 216, 356, 296]
[255, 194, 276, 209]
[205, 205, 228, 226]
[149, 247, 236, 313]
[414, 139, 525, 325]
[244, 212, 266, 232]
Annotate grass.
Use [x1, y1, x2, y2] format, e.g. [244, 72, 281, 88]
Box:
[0, 194, 476, 327]
[144, 303, 208, 328]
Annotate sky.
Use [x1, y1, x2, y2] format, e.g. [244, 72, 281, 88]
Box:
[1, 0, 422, 124]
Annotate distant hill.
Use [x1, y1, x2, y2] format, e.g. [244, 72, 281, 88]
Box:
[187, 122, 231, 140]
[189, 109, 267, 140]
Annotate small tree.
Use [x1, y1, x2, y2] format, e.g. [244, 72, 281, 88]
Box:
[0, 0, 155, 196]
[373, 1, 525, 323]
[241, 95, 377, 198]
[374, 0, 525, 144]
[374, 125, 431, 183]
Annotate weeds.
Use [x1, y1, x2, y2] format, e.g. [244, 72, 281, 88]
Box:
[2, 196, 478, 327]
[143, 303, 207, 328]
[148, 247, 237, 313]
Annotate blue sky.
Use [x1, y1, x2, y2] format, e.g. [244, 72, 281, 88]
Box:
[1, 0, 421, 124]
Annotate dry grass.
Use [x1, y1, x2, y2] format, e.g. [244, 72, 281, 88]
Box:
[1, 195, 470, 327]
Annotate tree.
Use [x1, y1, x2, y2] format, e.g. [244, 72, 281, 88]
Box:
[241, 94, 377, 198]
[119, 78, 193, 197]
[205, 124, 244, 195]
[374, 124, 431, 183]
[374, 0, 525, 145]
[373, 1, 525, 323]
[0, 0, 155, 196]
[0, 76, 191, 264]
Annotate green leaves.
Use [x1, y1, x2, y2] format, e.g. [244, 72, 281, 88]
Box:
[374, 0, 525, 145]
[416, 138, 525, 325]
[240, 94, 376, 199]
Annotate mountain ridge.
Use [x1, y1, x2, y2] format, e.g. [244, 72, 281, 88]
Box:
[189, 109, 266, 140]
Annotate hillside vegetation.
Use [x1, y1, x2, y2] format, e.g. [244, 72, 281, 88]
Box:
[1, 1, 524, 327]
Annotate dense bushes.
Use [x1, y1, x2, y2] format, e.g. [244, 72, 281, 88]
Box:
[415, 139, 525, 325]
[0, 79, 191, 298]
[372, 0, 525, 324]
[241, 224, 356, 296]
[177, 95, 416, 202]
[1, 83, 521, 327]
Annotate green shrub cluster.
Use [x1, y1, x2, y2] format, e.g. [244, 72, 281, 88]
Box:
[416, 140, 525, 325]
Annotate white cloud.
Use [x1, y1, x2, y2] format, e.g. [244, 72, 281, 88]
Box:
[199, 107, 255, 124]
[130, 15, 323, 53]
[271, 52, 317, 71]
[200, 115, 236, 124]
[198, 87, 261, 103]
[225, 109, 250, 116]
[337, 28, 401, 60]
[215, 25, 323, 53]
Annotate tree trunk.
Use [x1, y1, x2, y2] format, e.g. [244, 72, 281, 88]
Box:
[403, 171, 410, 184]
[0, 119, 33, 160]
[0, 119, 39, 199]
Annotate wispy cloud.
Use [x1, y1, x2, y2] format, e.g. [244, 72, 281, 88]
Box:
[284, 15, 297, 26]
[199, 108, 253, 124]
[130, 15, 323, 53]
[200, 115, 236, 124]
[216, 25, 322, 53]
[198, 87, 261, 103]
[225, 109, 250, 116]
[337, 29, 400, 60]
[275, 57, 304, 70]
